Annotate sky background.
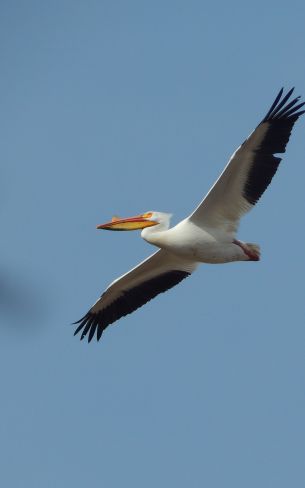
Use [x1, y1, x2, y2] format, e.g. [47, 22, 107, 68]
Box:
[1, 1, 305, 487]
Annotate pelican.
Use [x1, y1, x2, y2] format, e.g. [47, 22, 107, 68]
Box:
[74, 88, 304, 342]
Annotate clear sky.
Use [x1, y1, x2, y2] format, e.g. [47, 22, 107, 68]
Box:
[1, 1, 305, 487]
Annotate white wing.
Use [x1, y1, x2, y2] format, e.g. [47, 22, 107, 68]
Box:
[189, 88, 305, 232]
[74, 249, 198, 342]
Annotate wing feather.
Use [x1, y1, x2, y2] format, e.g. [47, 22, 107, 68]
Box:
[74, 249, 198, 342]
[189, 88, 304, 231]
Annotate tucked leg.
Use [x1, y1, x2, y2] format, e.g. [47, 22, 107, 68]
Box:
[233, 239, 260, 261]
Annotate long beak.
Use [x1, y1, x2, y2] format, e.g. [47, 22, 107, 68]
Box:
[96, 213, 158, 231]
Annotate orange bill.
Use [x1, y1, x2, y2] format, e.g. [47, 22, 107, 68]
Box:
[96, 212, 158, 231]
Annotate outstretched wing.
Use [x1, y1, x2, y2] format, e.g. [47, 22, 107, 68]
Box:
[189, 88, 305, 232]
[74, 249, 198, 342]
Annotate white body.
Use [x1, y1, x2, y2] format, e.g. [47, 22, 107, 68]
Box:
[142, 219, 248, 263]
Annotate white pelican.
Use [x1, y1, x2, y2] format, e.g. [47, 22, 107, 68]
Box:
[74, 88, 304, 342]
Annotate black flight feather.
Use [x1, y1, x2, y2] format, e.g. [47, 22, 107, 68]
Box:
[74, 270, 190, 342]
[243, 88, 304, 206]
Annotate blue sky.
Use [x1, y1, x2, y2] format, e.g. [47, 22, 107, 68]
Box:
[1, 1, 305, 487]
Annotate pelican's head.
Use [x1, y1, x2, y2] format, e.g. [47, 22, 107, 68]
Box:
[96, 211, 172, 231]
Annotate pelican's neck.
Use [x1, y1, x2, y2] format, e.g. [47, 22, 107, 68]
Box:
[141, 223, 169, 247]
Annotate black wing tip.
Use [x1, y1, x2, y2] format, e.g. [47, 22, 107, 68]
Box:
[263, 87, 304, 122]
[73, 312, 103, 343]
[73, 310, 107, 342]
[72, 314, 87, 325]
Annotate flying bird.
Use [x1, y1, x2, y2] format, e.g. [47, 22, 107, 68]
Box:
[74, 88, 304, 342]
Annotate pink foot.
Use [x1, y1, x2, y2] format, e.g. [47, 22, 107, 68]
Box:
[233, 239, 260, 261]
